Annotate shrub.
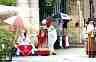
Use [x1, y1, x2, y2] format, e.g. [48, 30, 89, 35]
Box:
[0, 29, 15, 50]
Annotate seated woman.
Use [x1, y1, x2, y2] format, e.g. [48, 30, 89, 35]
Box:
[37, 29, 48, 48]
[16, 29, 37, 55]
[16, 30, 29, 43]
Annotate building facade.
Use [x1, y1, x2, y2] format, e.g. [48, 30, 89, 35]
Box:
[39, 0, 85, 44]
[39, 0, 69, 21]
[16, 0, 84, 44]
[67, 0, 85, 44]
[84, 0, 96, 22]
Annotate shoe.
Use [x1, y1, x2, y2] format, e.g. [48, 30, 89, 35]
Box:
[52, 52, 56, 55]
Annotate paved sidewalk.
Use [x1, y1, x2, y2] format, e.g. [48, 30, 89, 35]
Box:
[12, 48, 96, 62]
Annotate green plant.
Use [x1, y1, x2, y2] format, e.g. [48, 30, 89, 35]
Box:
[0, 0, 16, 6]
[0, 29, 15, 60]
[0, 29, 15, 49]
[0, 22, 15, 60]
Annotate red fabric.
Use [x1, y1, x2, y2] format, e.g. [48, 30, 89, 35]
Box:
[38, 31, 48, 46]
[36, 48, 50, 56]
[36, 51, 50, 56]
[14, 17, 24, 29]
[18, 45, 32, 56]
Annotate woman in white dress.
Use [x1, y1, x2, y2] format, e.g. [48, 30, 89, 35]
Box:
[42, 17, 57, 55]
[48, 22, 57, 55]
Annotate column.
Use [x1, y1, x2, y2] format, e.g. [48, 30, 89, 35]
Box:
[16, 0, 39, 33]
[84, 0, 90, 21]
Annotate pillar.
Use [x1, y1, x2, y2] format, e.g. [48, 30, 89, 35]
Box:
[16, 0, 39, 33]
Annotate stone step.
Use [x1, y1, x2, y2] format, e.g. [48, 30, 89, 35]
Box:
[69, 43, 84, 48]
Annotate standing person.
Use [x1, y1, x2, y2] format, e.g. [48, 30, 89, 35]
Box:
[48, 22, 57, 55]
[46, 17, 57, 55]
[42, 17, 57, 55]
[86, 21, 94, 57]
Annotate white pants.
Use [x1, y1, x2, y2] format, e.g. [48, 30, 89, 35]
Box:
[48, 39, 56, 49]
[48, 31, 57, 51]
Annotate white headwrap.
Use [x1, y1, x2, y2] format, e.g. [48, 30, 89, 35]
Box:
[42, 19, 47, 24]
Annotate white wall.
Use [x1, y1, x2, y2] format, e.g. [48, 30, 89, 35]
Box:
[16, 0, 39, 33]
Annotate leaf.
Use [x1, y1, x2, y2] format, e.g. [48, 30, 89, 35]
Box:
[0, 0, 16, 6]
[0, 29, 15, 50]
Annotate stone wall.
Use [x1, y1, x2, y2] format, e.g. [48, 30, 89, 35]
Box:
[67, 0, 84, 43]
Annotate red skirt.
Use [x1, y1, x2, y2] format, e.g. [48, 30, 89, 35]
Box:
[37, 32, 48, 47]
